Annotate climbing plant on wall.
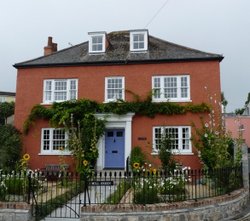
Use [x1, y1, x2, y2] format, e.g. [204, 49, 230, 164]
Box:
[23, 97, 210, 172]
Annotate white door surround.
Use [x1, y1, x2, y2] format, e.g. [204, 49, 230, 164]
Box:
[95, 113, 134, 171]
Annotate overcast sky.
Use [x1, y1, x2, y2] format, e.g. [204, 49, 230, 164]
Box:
[0, 0, 249, 112]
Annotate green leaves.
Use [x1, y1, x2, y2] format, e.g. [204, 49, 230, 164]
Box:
[24, 98, 210, 134]
[0, 125, 22, 171]
[0, 102, 15, 125]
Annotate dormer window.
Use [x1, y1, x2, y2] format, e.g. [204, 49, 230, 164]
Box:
[130, 30, 148, 52]
[88, 32, 106, 53]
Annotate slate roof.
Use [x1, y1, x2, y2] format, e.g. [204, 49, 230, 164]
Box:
[14, 30, 223, 68]
[0, 91, 16, 96]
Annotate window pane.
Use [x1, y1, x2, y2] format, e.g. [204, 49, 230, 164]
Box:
[70, 80, 76, 90]
[165, 128, 178, 150]
[42, 130, 50, 151]
[117, 131, 123, 137]
[106, 77, 123, 101]
[55, 81, 67, 90]
[182, 127, 190, 150]
[133, 33, 145, 49]
[154, 128, 162, 151]
[54, 92, 67, 101]
[164, 77, 177, 98]
[45, 91, 52, 101]
[45, 81, 52, 90]
[52, 129, 66, 150]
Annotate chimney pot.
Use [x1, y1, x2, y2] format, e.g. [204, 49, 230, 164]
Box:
[44, 36, 57, 56]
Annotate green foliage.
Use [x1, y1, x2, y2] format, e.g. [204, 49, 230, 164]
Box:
[130, 146, 146, 172]
[22, 97, 210, 173]
[68, 114, 105, 175]
[235, 108, 245, 115]
[0, 125, 22, 171]
[193, 120, 235, 170]
[24, 99, 210, 134]
[134, 176, 160, 204]
[0, 102, 15, 125]
[158, 136, 176, 171]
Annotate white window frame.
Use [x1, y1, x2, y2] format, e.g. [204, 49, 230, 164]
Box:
[105, 77, 125, 102]
[130, 30, 148, 52]
[88, 32, 106, 53]
[152, 126, 192, 154]
[43, 79, 78, 104]
[152, 75, 190, 102]
[40, 128, 70, 155]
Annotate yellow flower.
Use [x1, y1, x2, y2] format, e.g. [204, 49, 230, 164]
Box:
[23, 153, 30, 161]
[153, 168, 157, 175]
[133, 162, 140, 169]
[83, 160, 88, 167]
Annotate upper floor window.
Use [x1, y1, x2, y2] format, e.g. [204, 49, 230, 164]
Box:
[105, 77, 125, 102]
[130, 30, 148, 52]
[88, 32, 106, 53]
[153, 126, 191, 154]
[43, 79, 78, 104]
[152, 75, 190, 102]
[41, 128, 70, 155]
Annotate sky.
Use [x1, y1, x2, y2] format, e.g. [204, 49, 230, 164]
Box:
[0, 0, 249, 112]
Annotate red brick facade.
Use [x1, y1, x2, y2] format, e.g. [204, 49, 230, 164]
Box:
[15, 60, 221, 170]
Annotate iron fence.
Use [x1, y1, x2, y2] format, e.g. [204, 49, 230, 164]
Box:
[0, 166, 243, 218]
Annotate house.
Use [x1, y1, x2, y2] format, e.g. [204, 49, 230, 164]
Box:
[225, 114, 250, 147]
[14, 30, 223, 171]
[0, 91, 15, 125]
[0, 91, 15, 103]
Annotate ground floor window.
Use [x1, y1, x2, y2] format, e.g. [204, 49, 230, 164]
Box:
[153, 126, 191, 154]
[41, 128, 69, 154]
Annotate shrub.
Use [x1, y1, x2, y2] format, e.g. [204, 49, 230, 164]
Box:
[0, 125, 22, 171]
[158, 136, 176, 171]
[133, 176, 160, 204]
[130, 146, 146, 172]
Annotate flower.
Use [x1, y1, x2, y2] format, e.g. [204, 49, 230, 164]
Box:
[23, 153, 30, 161]
[133, 162, 140, 169]
[153, 169, 157, 175]
[205, 123, 209, 128]
[83, 160, 88, 167]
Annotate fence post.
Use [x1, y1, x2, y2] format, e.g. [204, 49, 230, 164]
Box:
[27, 171, 32, 204]
[242, 143, 249, 189]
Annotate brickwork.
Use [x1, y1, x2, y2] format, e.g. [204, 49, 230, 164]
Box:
[0, 202, 31, 221]
[81, 188, 249, 221]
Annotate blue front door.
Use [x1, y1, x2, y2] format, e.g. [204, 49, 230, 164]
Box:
[105, 129, 125, 169]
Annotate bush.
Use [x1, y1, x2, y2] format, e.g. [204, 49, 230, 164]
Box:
[0, 125, 22, 171]
[130, 146, 146, 172]
[133, 176, 160, 204]
[158, 136, 176, 171]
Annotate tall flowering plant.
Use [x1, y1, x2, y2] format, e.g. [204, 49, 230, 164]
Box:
[193, 89, 241, 169]
[67, 114, 105, 177]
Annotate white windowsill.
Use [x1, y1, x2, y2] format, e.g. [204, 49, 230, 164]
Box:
[151, 152, 194, 156]
[152, 99, 192, 103]
[39, 152, 72, 156]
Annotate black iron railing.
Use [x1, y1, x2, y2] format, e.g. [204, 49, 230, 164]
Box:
[0, 166, 243, 218]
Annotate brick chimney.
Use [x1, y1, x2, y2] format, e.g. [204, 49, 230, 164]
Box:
[44, 36, 57, 56]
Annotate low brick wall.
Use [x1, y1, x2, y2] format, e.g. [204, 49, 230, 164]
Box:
[0, 202, 31, 221]
[81, 188, 249, 221]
